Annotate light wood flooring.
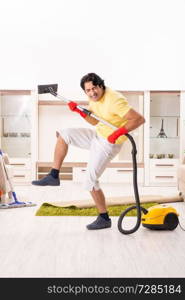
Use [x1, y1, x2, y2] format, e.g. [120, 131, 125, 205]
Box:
[0, 182, 185, 278]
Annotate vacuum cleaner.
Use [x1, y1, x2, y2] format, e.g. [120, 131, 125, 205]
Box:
[37, 84, 182, 234]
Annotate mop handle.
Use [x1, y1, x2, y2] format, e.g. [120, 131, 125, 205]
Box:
[0, 150, 12, 189]
[0, 150, 18, 202]
[49, 88, 117, 131]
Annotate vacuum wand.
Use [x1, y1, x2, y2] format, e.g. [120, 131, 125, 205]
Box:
[37, 84, 142, 234]
[47, 85, 117, 131]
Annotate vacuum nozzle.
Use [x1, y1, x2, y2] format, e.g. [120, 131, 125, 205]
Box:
[37, 84, 58, 95]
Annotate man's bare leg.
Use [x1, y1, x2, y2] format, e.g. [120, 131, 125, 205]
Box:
[87, 188, 111, 229]
[52, 136, 68, 170]
[90, 188, 107, 213]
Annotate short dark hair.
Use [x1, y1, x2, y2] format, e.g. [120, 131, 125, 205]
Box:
[80, 73, 105, 90]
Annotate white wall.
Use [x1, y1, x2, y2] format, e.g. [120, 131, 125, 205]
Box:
[0, 0, 185, 97]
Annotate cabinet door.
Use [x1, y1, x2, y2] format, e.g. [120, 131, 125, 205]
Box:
[149, 92, 180, 159]
[0, 92, 32, 159]
[147, 91, 181, 186]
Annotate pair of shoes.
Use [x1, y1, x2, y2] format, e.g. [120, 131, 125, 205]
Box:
[86, 215, 112, 230]
[31, 174, 60, 186]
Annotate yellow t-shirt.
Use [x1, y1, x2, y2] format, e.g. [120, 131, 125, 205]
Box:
[88, 87, 132, 144]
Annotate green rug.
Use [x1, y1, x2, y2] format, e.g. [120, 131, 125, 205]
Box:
[35, 202, 158, 216]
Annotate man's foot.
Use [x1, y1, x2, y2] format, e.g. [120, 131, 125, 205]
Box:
[31, 174, 60, 186]
[86, 215, 111, 230]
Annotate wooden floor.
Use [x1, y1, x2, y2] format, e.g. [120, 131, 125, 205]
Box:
[0, 182, 185, 278]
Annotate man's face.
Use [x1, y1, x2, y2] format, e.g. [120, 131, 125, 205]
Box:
[84, 81, 104, 101]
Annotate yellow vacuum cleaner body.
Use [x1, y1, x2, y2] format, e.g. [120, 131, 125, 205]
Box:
[141, 204, 179, 230]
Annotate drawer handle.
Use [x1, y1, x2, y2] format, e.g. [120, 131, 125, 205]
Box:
[81, 169, 86, 172]
[14, 175, 26, 178]
[155, 164, 174, 167]
[155, 176, 174, 178]
[117, 170, 132, 172]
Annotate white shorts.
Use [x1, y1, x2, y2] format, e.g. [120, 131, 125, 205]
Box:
[58, 128, 123, 191]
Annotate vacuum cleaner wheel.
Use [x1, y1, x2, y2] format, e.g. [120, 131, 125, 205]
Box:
[164, 213, 179, 230]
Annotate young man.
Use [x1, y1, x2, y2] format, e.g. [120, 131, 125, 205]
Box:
[32, 73, 145, 230]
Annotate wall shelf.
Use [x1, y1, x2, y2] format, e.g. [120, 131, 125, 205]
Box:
[151, 115, 180, 118]
[36, 162, 144, 168]
[38, 101, 88, 105]
[150, 137, 179, 139]
[36, 162, 144, 181]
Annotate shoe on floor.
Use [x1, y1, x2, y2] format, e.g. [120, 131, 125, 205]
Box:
[86, 215, 111, 230]
[31, 174, 60, 186]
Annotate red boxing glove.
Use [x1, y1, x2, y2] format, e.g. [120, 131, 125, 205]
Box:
[108, 127, 128, 144]
[68, 101, 86, 118]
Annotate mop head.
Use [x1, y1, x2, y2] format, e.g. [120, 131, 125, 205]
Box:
[0, 199, 36, 209]
[38, 84, 58, 94]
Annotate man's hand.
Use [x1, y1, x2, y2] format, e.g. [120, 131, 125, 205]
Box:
[68, 101, 87, 118]
[108, 127, 128, 144]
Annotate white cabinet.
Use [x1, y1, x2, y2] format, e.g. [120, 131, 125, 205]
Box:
[34, 90, 185, 187]
[2, 89, 185, 188]
[144, 91, 184, 186]
[0, 91, 34, 184]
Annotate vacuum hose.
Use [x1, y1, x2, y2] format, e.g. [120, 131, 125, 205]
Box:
[117, 133, 148, 234]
